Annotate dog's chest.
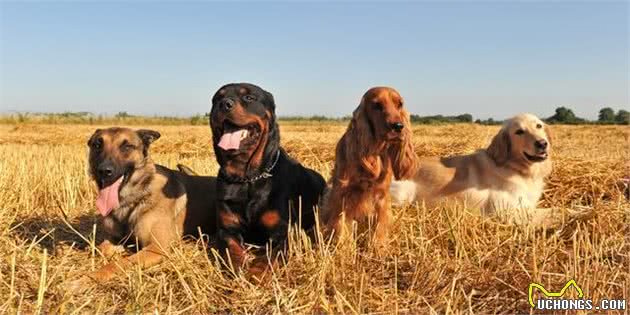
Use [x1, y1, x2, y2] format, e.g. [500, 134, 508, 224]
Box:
[218, 180, 274, 219]
[483, 177, 544, 212]
[101, 206, 133, 242]
[101, 190, 152, 243]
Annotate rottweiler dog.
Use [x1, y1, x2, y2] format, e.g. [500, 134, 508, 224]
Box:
[210, 83, 326, 274]
[73, 127, 217, 286]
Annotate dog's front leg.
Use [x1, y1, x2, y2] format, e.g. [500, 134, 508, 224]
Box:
[217, 208, 250, 270]
[323, 190, 353, 240]
[218, 231, 250, 270]
[88, 242, 166, 283]
[373, 193, 391, 254]
[85, 218, 175, 284]
[66, 242, 166, 291]
[247, 209, 290, 277]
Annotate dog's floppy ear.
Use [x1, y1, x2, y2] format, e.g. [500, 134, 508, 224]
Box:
[136, 129, 161, 147]
[87, 129, 102, 146]
[487, 127, 511, 165]
[352, 97, 376, 144]
[336, 100, 381, 180]
[543, 124, 553, 146]
[389, 107, 418, 179]
[262, 90, 276, 112]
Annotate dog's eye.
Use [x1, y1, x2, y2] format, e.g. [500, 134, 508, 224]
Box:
[242, 94, 256, 103]
[92, 137, 103, 150]
[373, 102, 383, 111]
[515, 129, 525, 135]
[536, 124, 543, 129]
[397, 101, 403, 109]
[120, 141, 135, 152]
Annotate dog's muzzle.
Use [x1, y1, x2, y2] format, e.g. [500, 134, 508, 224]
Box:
[94, 161, 126, 188]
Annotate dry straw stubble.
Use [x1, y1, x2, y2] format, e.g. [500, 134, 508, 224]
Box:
[0, 122, 627, 314]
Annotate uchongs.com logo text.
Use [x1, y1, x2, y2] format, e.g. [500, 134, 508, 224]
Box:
[528, 279, 626, 311]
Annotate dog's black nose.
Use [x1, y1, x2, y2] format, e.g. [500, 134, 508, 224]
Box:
[220, 98, 235, 112]
[390, 122, 404, 132]
[97, 164, 114, 178]
[535, 139, 548, 150]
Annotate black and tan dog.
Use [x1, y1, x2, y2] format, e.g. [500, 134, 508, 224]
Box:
[210, 83, 326, 275]
[73, 127, 217, 285]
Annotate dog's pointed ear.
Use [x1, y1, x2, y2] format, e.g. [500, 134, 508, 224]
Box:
[87, 129, 102, 146]
[487, 127, 511, 165]
[136, 129, 161, 147]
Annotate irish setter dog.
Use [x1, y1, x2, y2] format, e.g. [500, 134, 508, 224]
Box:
[322, 87, 418, 250]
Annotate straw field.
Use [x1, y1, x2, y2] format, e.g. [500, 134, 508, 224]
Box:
[0, 122, 627, 314]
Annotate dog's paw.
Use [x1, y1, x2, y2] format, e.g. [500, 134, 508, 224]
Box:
[247, 260, 272, 284]
[97, 241, 126, 259]
[64, 275, 96, 294]
[64, 267, 116, 293]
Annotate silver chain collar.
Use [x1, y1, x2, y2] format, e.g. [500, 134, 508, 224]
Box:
[220, 150, 281, 184]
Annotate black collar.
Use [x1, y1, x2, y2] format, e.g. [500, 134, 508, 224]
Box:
[218, 150, 281, 184]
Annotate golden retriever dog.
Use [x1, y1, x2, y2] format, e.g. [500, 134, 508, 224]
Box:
[390, 113, 560, 226]
[322, 87, 418, 249]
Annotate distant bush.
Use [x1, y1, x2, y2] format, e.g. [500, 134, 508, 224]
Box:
[410, 114, 473, 124]
[543, 106, 628, 125]
[596, 107, 628, 125]
[189, 113, 210, 125]
[615, 110, 629, 125]
[115, 111, 131, 118]
[0, 112, 202, 125]
[598, 107, 615, 123]
[546, 107, 587, 124]
[279, 115, 350, 122]
[474, 118, 503, 125]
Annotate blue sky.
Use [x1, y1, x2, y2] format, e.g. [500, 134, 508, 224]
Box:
[1, 2, 627, 120]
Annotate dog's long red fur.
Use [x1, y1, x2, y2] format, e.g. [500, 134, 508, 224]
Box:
[323, 87, 418, 247]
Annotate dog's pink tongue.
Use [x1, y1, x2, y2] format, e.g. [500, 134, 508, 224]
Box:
[218, 129, 248, 150]
[95, 177, 123, 217]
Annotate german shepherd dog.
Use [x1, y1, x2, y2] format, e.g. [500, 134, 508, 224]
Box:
[210, 83, 326, 275]
[73, 127, 217, 286]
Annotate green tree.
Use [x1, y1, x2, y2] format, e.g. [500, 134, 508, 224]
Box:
[546, 107, 585, 124]
[455, 114, 473, 123]
[115, 111, 130, 118]
[598, 107, 615, 123]
[615, 110, 630, 125]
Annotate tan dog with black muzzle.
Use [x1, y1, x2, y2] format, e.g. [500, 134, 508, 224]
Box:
[69, 127, 216, 288]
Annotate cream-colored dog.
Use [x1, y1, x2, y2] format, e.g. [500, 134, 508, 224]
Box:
[391, 113, 560, 226]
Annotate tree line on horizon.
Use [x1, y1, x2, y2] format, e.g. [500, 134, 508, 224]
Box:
[1, 106, 627, 125]
[414, 106, 628, 125]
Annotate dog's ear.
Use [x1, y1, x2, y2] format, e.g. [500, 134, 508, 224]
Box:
[262, 90, 276, 112]
[351, 98, 375, 145]
[87, 129, 102, 146]
[352, 100, 382, 178]
[487, 127, 511, 165]
[136, 129, 161, 147]
[543, 124, 552, 146]
[334, 101, 381, 181]
[390, 107, 418, 180]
